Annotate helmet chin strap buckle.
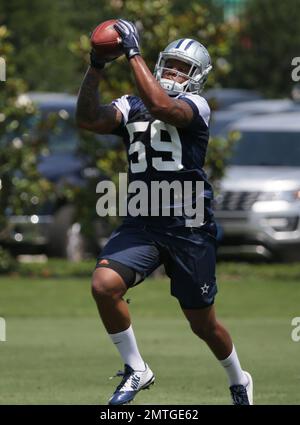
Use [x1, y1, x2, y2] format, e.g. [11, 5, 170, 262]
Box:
[160, 78, 174, 90]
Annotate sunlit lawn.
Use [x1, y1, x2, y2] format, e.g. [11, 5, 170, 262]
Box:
[0, 261, 299, 404]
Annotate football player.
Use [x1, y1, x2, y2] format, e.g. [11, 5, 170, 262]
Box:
[76, 19, 253, 405]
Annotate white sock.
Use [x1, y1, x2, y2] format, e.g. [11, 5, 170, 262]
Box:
[220, 345, 248, 387]
[109, 325, 145, 371]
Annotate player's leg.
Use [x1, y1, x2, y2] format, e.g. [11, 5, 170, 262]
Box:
[181, 304, 233, 360]
[164, 228, 253, 404]
[92, 260, 147, 371]
[92, 224, 160, 404]
[181, 305, 252, 404]
[92, 263, 155, 405]
[92, 262, 133, 334]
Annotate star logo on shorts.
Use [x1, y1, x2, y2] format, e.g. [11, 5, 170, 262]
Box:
[200, 283, 210, 295]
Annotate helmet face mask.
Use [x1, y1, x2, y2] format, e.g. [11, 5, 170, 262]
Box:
[154, 39, 212, 96]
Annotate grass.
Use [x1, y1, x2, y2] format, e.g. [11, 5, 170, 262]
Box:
[0, 261, 300, 405]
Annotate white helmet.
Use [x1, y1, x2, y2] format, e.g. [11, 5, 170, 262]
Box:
[154, 38, 212, 95]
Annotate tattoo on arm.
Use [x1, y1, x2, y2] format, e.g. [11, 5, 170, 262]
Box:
[76, 68, 102, 125]
[76, 68, 122, 133]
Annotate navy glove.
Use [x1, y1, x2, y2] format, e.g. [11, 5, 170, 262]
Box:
[114, 19, 140, 60]
[89, 48, 106, 70]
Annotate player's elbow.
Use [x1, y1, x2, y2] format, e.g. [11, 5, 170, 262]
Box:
[75, 115, 111, 134]
[75, 103, 95, 129]
[75, 112, 89, 130]
[75, 115, 98, 132]
[76, 119, 87, 130]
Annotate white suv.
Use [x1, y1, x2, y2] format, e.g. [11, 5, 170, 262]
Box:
[214, 111, 300, 261]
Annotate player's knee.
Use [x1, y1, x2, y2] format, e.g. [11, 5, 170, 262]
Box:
[91, 269, 127, 301]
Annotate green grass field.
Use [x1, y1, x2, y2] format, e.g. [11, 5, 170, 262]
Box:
[0, 261, 300, 405]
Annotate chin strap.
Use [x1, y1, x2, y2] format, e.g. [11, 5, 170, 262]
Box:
[159, 78, 189, 95]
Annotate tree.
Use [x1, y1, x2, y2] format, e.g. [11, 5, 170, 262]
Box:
[0, 0, 77, 92]
[0, 1, 236, 262]
[71, 0, 235, 191]
[226, 0, 300, 97]
[0, 26, 53, 259]
[71, 0, 232, 102]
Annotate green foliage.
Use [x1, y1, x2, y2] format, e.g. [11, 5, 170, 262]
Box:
[15, 258, 95, 278]
[0, 1, 236, 245]
[226, 0, 299, 97]
[205, 131, 238, 189]
[71, 0, 232, 102]
[0, 0, 228, 94]
[0, 26, 53, 241]
[0, 0, 77, 92]
[71, 0, 236, 196]
[0, 246, 15, 273]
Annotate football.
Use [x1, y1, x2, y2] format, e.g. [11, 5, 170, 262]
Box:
[90, 19, 124, 60]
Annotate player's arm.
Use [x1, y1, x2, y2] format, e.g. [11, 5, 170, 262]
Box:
[129, 55, 193, 128]
[76, 65, 122, 134]
[114, 20, 193, 128]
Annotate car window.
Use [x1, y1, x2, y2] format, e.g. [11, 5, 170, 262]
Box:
[210, 111, 246, 137]
[229, 131, 300, 166]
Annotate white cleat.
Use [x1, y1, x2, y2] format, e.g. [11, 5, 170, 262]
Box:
[230, 371, 254, 405]
[244, 371, 253, 405]
[108, 363, 155, 405]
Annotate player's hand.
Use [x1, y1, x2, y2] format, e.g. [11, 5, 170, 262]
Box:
[114, 19, 140, 60]
[90, 48, 106, 70]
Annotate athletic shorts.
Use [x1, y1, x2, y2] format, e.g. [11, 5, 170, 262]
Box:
[95, 222, 218, 309]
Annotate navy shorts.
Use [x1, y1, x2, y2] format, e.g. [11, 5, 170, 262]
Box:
[96, 223, 218, 309]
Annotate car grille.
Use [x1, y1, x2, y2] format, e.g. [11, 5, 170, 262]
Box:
[214, 191, 261, 211]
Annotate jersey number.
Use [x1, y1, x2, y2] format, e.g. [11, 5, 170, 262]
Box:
[127, 120, 183, 173]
